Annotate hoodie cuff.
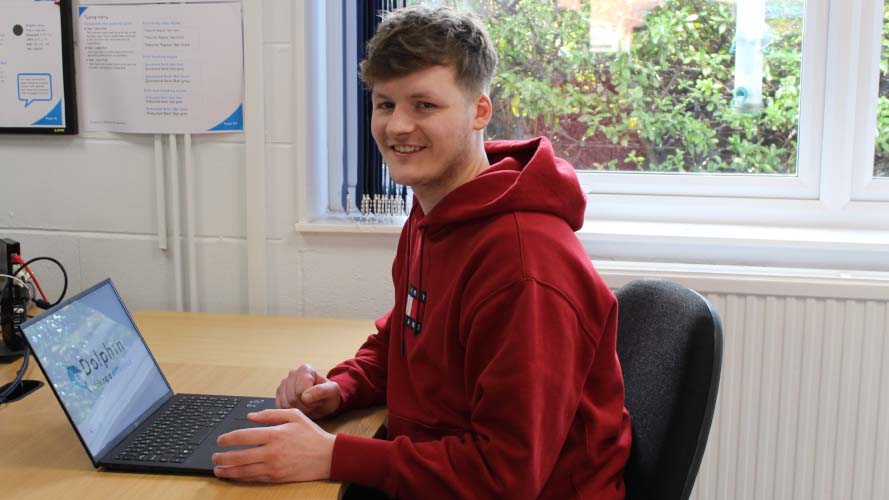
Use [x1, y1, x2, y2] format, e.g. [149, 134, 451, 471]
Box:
[330, 433, 394, 494]
[327, 372, 360, 415]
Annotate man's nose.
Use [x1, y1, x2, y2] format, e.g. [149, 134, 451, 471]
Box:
[387, 107, 415, 136]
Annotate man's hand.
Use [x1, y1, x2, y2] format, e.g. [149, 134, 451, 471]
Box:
[212, 409, 336, 483]
[277, 364, 342, 420]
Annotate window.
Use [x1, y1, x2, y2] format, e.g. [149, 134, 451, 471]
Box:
[321, 0, 888, 230]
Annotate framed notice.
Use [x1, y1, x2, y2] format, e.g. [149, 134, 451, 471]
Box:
[0, 0, 78, 134]
[77, 1, 244, 134]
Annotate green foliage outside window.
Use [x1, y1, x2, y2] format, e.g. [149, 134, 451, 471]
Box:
[471, 0, 806, 174]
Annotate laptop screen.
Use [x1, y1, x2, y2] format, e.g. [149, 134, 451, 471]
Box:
[22, 280, 172, 459]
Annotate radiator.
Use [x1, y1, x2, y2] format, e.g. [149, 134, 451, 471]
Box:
[598, 262, 889, 500]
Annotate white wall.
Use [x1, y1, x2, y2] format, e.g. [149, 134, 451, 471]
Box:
[0, 0, 397, 320]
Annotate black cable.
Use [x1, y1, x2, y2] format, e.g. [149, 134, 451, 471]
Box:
[15, 256, 68, 308]
[0, 348, 30, 403]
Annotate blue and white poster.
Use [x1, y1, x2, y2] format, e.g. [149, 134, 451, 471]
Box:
[0, 0, 69, 130]
[77, 1, 244, 133]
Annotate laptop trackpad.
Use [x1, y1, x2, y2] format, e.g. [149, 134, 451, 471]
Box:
[215, 401, 274, 451]
[231, 398, 275, 421]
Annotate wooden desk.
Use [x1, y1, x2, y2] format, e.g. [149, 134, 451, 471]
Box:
[0, 311, 386, 500]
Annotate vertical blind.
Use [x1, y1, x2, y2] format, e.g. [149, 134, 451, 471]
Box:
[350, 0, 408, 215]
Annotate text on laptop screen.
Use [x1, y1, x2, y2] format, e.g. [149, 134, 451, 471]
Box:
[22, 282, 170, 458]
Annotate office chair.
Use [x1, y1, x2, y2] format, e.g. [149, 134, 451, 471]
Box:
[615, 279, 723, 500]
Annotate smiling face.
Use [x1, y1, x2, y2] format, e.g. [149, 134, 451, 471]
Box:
[371, 64, 492, 212]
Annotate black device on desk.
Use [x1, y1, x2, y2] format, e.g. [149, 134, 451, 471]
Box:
[0, 238, 44, 403]
[20, 278, 275, 475]
[1, 238, 27, 356]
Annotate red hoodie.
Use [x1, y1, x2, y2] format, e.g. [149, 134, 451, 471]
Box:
[327, 137, 631, 499]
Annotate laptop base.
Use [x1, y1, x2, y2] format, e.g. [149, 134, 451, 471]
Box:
[98, 393, 276, 474]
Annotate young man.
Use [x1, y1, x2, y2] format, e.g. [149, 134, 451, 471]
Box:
[212, 6, 631, 498]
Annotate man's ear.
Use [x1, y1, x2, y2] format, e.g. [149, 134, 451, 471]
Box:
[472, 93, 493, 131]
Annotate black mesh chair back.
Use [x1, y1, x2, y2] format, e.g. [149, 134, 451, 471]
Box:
[615, 279, 723, 500]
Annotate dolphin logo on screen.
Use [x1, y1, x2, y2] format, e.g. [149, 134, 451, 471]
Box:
[67, 365, 90, 391]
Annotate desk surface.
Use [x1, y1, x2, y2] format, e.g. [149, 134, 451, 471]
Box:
[0, 311, 386, 500]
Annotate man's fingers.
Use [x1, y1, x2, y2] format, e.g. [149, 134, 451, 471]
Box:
[311, 367, 327, 385]
[276, 383, 292, 409]
[301, 386, 319, 404]
[214, 462, 271, 482]
[217, 426, 275, 448]
[212, 446, 264, 467]
[284, 372, 301, 407]
[296, 366, 317, 395]
[247, 408, 305, 425]
[301, 381, 336, 405]
[285, 366, 315, 406]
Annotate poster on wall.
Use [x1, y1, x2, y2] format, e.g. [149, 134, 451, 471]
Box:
[0, 0, 78, 135]
[76, 1, 244, 134]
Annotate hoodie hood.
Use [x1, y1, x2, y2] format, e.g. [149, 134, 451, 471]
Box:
[417, 137, 587, 231]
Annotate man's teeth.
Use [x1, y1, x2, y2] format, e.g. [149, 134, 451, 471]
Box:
[393, 145, 423, 153]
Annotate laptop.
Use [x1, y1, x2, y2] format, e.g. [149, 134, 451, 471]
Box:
[20, 278, 276, 474]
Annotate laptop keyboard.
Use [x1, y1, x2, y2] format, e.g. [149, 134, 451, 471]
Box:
[115, 396, 241, 463]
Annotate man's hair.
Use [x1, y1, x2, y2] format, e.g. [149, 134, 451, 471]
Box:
[359, 5, 498, 95]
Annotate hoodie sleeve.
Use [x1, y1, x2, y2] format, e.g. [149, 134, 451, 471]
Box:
[329, 279, 604, 499]
[326, 310, 391, 413]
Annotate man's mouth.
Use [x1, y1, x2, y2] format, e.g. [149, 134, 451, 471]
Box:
[390, 145, 426, 154]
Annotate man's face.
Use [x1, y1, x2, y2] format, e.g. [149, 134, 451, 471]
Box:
[371, 65, 488, 196]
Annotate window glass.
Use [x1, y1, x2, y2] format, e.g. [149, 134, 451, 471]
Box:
[409, 0, 805, 175]
[875, 1, 889, 177]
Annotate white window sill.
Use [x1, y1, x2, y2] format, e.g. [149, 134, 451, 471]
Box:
[595, 260, 889, 301]
[295, 214, 889, 272]
[295, 214, 407, 234]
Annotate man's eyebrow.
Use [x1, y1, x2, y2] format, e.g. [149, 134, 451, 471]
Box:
[371, 91, 438, 100]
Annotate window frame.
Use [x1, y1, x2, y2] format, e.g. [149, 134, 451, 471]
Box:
[851, 0, 889, 201]
[325, 0, 358, 215]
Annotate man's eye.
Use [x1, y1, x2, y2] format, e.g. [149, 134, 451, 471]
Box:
[418, 102, 436, 109]
[376, 102, 394, 110]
